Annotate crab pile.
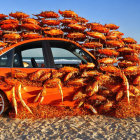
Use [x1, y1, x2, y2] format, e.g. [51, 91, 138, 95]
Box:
[0, 11, 139, 118]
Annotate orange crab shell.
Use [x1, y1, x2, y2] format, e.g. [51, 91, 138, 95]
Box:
[107, 30, 124, 36]
[117, 47, 136, 54]
[118, 60, 137, 68]
[98, 58, 118, 64]
[104, 24, 119, 30]
[22, 33, 42, 40]
[21, 23, 41, 31]
[123, 54, 140, 63]
[91, 26, 110, 33]
[68, 23, 86, 31]
[100, 65, 121, 74]
[0, 42, 7, 47]
[123, 66, 140, 75]
[42, 19, 60, 26]
[74, 16, 88, 23]
[37, 11, 59, 18]
[1, 23, 19, 30]
[67, 32, 86, 39]
[44, 78, 61, 87]
[59, 66, 79, 73]
[87, 32, 106, 40]
[21, 18, 39, 25]
[60, 19, 77, 24]
[106, 34, 122, 40]
[105, 40, 125, 48]
[86, 23, 103, 29]
[128, 44, 140, 50]
[82, 42, 103, 49]
[0, 19, 19, 24]
[44, 29, 64, 36]
[9, 12, 29, 19]
[3, 33, 21, 40]
[122, 37, 137, 44]
[0, 14, 8, 19]
[59, 10, 78, 18]
[98, 48, 119, 56]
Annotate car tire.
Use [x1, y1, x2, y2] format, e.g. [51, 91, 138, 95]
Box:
[0, 91, 9, 116]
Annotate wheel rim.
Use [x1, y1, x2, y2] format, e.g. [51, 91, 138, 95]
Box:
[0, 94, 5, 115]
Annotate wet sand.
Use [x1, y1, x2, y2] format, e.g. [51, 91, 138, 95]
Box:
[0, 115, 140, 139]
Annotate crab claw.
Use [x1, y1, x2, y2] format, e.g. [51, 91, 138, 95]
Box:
[17, 84, 33, 114]
[84, 104, 98, 114]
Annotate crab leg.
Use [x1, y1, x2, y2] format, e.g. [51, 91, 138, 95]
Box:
[58, 81, 63, 102]
[121, 72, 130, 103]
[34, 91, 42, 103]
[17, 84, 33, 114]
[12, 86, 17, 115]
[39, 86, 47, 104]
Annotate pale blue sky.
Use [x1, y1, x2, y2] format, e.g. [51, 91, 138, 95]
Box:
[1, 0, 140, 43]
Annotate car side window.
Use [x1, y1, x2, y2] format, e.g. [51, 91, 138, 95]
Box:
[0, 50, 12, 67]
[13, 42, 45, 68]
[50, 43, 92, 68]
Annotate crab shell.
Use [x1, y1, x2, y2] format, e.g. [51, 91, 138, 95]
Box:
[118, 60, 137, 68]
[67, 32, 86, 39]
[82, 42, 103, 49]
[87, 32, 106, 40]
[100, 65, 121, 74]
[107, 30, 124, 36]
[105, 40, 125, 48]
[122, 37, 137, 44]
[106, 34, 122, 40]
[9, 12, 29, 19]
[44, 29, 63, 36]
[98, 48, 119, 56]
[37, 11, 59, 18]
[104, 24, 120, 30]
[128, 44, 140, 51]
[68, 23, 86, 31]
[42, 19, 60, 26]
[22, 33, 42, 40]
[74, 16, 88, 23]
[21, 23, 41, 31]
[1, 24, 18, 30]
[123, 66, 140, 75]
[3, 33, 21, 41]
[86, 23, 103, 29]
[59, 10, 78, 18]
[0, 14, 8, 19]
[21, 18, 39, 25]
[98, 58, 118, 64]
[60, 19, 77, 24]
[91, 26, 110, 33]
[0, 19, 19, 24]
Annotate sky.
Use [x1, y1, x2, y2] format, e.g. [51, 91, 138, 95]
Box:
[0, 0, 140, 43]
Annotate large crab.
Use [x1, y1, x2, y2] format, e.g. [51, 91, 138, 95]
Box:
[9, 12, 29, 19]
[59, 10, 78, 18]
[36, 11, 59, 18]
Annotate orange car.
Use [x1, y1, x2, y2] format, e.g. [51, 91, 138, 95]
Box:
[0, 38, 97, 115]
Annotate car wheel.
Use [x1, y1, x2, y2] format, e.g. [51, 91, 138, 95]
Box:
[0, 91, 9, 115]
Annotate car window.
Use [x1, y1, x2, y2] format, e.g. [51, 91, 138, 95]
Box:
[0, 50, 12, 67]
[13, 41, 45, 68]
[50, 42, 93, 68]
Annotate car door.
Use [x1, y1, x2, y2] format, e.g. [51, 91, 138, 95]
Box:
[11, 40, 56, 104]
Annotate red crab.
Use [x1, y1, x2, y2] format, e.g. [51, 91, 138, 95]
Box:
[87, 32, 106, 40]
[82, 42, 103, 49]
[42, 19, 60, 26]
[9, 12, 29, 19]
[59, 10, 78, 18]
[21, 23, 41, 31]
[104, 23, 119, 30]
[44, 28, 64, 36]
[36, 11, 59, 18]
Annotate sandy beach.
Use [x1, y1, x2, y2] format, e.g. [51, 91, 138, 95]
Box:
[0, 115, 140, 140]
